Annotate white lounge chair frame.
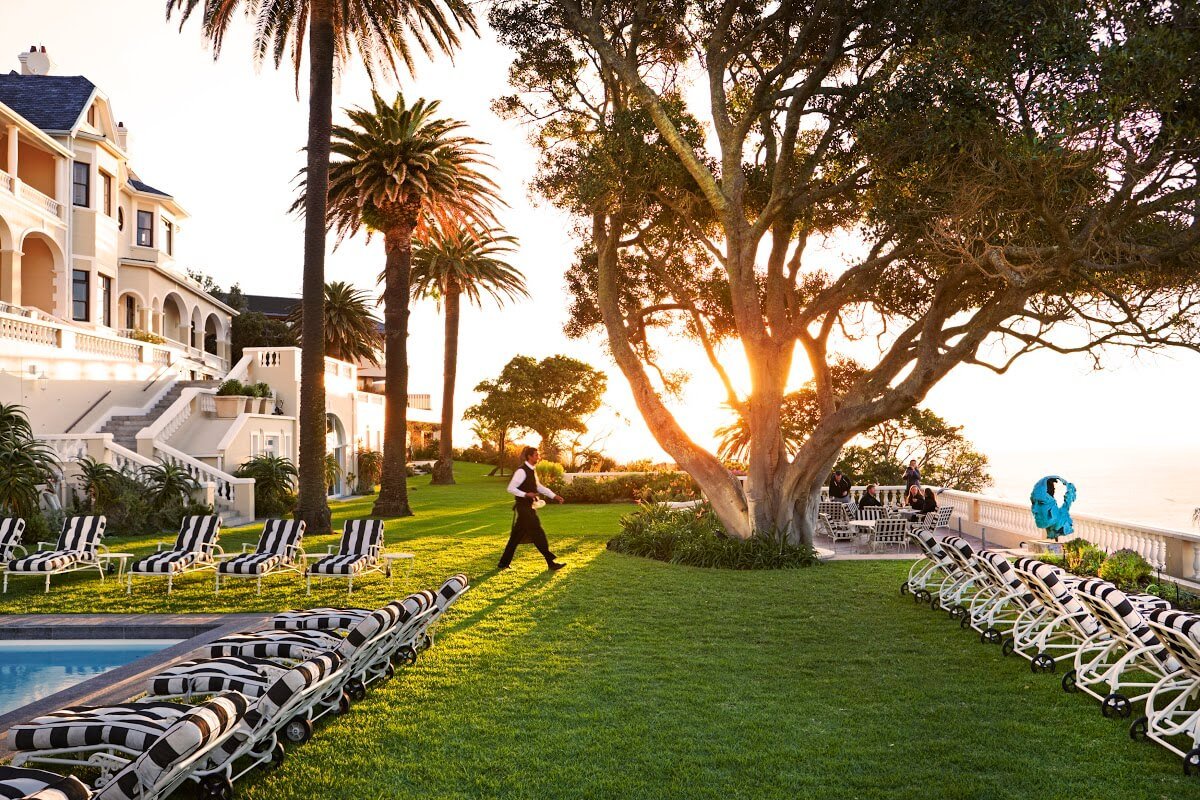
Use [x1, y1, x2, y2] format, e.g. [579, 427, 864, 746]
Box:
[127, 515, 224, 595]
[1135, 608, 1200, 772]
[1008, 558, 1103, 672]
[215, 519, 306, 595]
[3, 515, 107, 594]
[305, 519, 386, 594]
[0, 517, 27, 569]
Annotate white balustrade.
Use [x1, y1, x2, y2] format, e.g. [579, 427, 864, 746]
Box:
[18, 182, 64, 219]
[0, 313, 58, 346]
[153, 442, 253, 517]
[75, 332, 141, 360]
[0, 170, 13, 192]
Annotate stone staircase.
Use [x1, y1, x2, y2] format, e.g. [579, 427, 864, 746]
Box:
[99, 380, 218, 450]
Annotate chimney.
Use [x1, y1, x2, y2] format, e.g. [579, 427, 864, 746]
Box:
[18, 45, 53, 76]
[116, 121, 128, 151]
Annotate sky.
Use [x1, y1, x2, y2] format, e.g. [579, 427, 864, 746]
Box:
[4, 1, 1200, 510]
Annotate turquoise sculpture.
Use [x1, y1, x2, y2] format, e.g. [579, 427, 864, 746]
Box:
[1030, 475, 1076, 540]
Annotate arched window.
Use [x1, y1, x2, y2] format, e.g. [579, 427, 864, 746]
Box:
[124, 295, 136, 330]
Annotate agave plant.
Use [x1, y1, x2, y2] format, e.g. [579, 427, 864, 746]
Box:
[0, 404, 58, 518]
[324, 453, 342, 493]
[235, 455, 299, 517]
[355, 449, 383, 494]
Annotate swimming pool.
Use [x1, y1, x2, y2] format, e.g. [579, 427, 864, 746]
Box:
[0, 640, 179, 716]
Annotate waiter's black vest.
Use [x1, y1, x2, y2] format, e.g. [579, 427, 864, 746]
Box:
[516, 465, 537, 503]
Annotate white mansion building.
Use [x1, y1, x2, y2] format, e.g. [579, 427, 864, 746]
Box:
[0, 46, 434, 522]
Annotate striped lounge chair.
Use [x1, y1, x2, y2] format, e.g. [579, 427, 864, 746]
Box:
[306, 519, 386, 594]
[1, 692, 249, 800]
[0, 518, 27, 569]
[12, 655, 341, 787]
[1138, 608, 1200, 773]
[215, 519, 305, 595]
[3, 516, 106, 594]
[127, 515, 223, 594]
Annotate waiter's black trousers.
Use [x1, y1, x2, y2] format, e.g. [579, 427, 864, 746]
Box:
[499, 502, 556, 567]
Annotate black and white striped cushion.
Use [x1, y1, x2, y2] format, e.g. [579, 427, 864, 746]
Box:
[173, 516, 221, 553]
[338, 519, 383, 556]
[336, 607, 398, 659]
[217, 552, 281, 576]
[308, 554, 370, 575]
[435, 574, 469, 612]
[147, 656, 288, 699]
[55, 517, 105, 553]
[980, 551, 1035, 606]
[201, 630, 342, 661]
[131, 551, 196, 575]
[911, 529, 946, 560]
[10, 702, 190, 752]
[271, 607, 369, 632]
[0, 518, 26, 561]
[1076, 578, 1172, 665]
[97, 693, 248, 800]
[0, 766, 90, 800]
[1146, 608, 1200, 674]
[7, 552, 76, 573]
[1014, 558, 1101, 636]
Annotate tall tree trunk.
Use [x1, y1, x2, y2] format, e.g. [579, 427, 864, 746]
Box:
[431, 284, 459, 485]
[373, 219, 416, 517]
[294, 0, 334, 534]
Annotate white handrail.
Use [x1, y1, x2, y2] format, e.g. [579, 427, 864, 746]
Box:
[153, 441, 254, 517]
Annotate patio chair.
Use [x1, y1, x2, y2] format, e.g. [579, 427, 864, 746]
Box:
[870, 519, 910, 554]
[1068, 578, 1179, 718]
[3, 516, 107, 594]
[4, 692, 249, 800]
[817, 502, 854, 541]
[127, 515, 223, 594]
[215, 519, 306, 595]
[934, 504, 954, 530]
[0, 517, 27, 567]
[857, 506, 886, 522]
[1136, 608, 1200, 773]
[908, 511, 938, 537]
[305, 518, 386, 594]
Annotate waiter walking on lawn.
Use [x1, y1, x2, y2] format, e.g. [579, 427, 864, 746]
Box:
[498, 446, 566, 571]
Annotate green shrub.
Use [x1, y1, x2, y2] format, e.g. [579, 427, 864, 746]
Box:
[535, 461, 565, 483]
[1098, 549, 1153, 591]
[71, 457, 209, 537]
[1076, 546, 1107, 576]
[0, 403, 58, 518]
[127, 329, 166, 344]
[607, 503, 817, 570]
[355, 450, 382, 494]
[1034, 552, 1066, 569]
[217, 379, 249, 396]
[547, 472, 701, 504]
[235, 454, 297, 517]
[251, 382, 273, 399]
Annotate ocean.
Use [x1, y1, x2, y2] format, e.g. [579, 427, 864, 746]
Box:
[985, 447, 1198, 532]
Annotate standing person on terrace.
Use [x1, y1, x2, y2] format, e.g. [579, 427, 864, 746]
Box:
[499, 446, 566, 571]
[829, 468, 853, 504]
[904, 459, 922, 489]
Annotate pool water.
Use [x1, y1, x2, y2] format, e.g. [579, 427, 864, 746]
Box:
[0, 640, 179, 716]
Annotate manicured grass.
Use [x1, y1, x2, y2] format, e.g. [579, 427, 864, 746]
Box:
[3, 463, 1192, 797]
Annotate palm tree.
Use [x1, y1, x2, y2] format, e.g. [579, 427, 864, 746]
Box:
[411, 223, 526, 484]
[166, 0, 477, 535]
[323, 92, 499, 516]
[288, 281, 383, 365]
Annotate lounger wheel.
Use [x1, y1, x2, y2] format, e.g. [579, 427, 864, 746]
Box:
[1129, 716, 1148, 741]
[980, 628, 1002, 645]
[1061, 670, 1077, 693]
[948, 604, 966, 621]
[1031, 653, 1056, 674]
[1001, 638, 1015, 657]
[337, 691, 352, 715]
[914, 589, 930, 604]
[199, 774, 234, 800]
[1184, 748, 1200, 776]
[393, 645, 417, 666]
[346, 678, 367, 701]
[958, 613, 971, 630]
[284, 715, 313, 744]
[264, 742, 286, 770]
[899, 582, 910, 596]
[384, 663, 396, 680]
[1101, 693, 1132, 719]
[419, 633, 432, 651]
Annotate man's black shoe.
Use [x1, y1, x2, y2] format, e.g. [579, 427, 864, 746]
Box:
[547, 561, 566, 571]
[497, 563, 510, 571]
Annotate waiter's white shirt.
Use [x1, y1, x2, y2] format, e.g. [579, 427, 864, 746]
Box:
[507, 462, 559, 500]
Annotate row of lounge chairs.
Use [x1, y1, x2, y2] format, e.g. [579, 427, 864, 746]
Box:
[904, 529, 1200, 775]
[1, 515, 394, 595]
[0, 574, 470, 800]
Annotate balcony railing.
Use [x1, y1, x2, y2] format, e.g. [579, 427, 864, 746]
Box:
[18, 182, 64, 219]
[0, 169, 13, 193]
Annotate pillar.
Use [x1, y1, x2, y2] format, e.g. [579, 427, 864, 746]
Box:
[5, 125, 17, 178]
[0, 248, 19, 305]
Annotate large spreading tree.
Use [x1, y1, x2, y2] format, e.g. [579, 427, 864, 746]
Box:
[492, 0, 1200, 543]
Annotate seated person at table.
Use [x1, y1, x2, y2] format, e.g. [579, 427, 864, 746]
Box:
[859, 484, 883, 508]
[906, 484, 925, 512]
[923, 487, 938, 513]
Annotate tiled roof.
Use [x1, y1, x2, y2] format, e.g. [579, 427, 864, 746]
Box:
[0, 73, 94, 132]
[244, 294, 300, 319]
[128, 178, 171, 198]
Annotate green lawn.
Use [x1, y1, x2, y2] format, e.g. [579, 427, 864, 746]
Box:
[3, 463, 1191, 798]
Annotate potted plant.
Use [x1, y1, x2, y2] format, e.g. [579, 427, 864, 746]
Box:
[252, 382, 274, 414]
[214, 379, 251, 418]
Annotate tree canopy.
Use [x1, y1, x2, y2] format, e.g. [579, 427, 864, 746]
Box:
[492, 0, 1200, 542]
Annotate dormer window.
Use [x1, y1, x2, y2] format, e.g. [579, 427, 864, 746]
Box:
[137, 210, 153, 247]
